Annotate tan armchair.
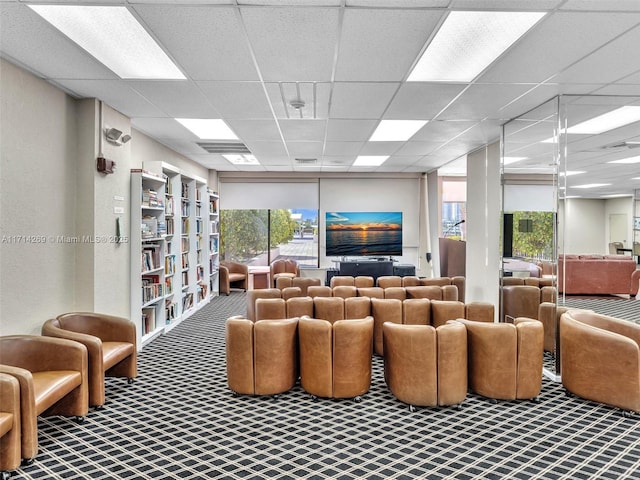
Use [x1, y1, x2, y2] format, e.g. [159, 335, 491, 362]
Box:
[270, 259, 299, 287]
[225, 316, 298, 396]
[298, 316, 374, 401]
[560, 310, 640, 413]
[42, 312, 137, 408]
[383, 321, 467, 410]
[455, 318, 543, 401]
[0, 335, 89, 462]
[220, 261, 249, 295]
[0, 373, 21, 475]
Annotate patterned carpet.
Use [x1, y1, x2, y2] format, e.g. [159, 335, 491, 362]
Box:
[13, 293, 640, 480]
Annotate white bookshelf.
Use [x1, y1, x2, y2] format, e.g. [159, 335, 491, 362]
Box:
[130, 169, 167, 348]
[208, 190, 220, 298]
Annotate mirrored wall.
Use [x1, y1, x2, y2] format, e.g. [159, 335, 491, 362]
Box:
[502, 94, 640, 380]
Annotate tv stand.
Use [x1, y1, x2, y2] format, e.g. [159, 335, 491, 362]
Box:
[338, 259, 393, 281]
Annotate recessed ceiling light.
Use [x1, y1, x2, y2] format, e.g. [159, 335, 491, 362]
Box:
[176, 119, 238, 140]
[571, 183, 611, 189]
[29, 5, 185, 79]
[503, 157, 527, 165]
[559, 171, 586, 176]
[601, 194, 631, 198]
[369, 120, 427, 141]
[353, 156, 389, 167]
[567, 106, 640, 134]
[608, 155, 640, 164]
[222, 154, 259, 166]
[407, 11, 545, 82]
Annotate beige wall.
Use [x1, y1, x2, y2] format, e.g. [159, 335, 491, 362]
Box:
[0, 58, 78, 335]
[0, 59, 212, 335]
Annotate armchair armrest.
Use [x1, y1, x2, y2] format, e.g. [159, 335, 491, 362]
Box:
[0, 364, 38, 461]
[55, 312, 136, 344]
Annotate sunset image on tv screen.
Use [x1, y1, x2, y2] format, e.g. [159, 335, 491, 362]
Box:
[325, 211, 402, 257]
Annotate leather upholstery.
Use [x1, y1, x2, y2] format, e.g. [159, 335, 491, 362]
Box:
[379, 276, 465, 302]
[332, 286, 357, 299]
[402, 299, 430, 326]
[371, 298, 403, 355]
[307, 285, 332, 298]
[219, 261, 249, 295]
[246, 288, 282, 321]
[465, 302, 495, 323]
[0, 335, 88, 461]
[383, 287, 407, 300]
[281, 286, 302, 300]
[354, 276, 374, 288]
[270, 259, 300, 287]
[383, 321, 467, 407]
[560, 310, 640, 412]
[502, 285, 547, 322]
[286, 296, 314, 319]
[42, 312, 137, 407]
[430, 300, 465, 328]
[558, 254, 640, 296]
[330, 276, 355, 287]
[0, 373, 20, 474]
[406, 285, 458, 301]
[225, 317, 298, 396]
[313, 297, 345, 324]
[538, 304, 569, 353]
[298, 317, 374, 399]
[377, 276, 402, 288]
[344, 297, 371, 320]
[357, 287, 385, 299]
[255, 298, 286, 320]
[292, 277, 321, 296]
[454, 318, 543, 400]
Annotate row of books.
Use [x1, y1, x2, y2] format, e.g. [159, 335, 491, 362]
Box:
[141, 307, 156, 335]
[182, 292, 194, 311]
[142, 245, 161, 272]
[142, 189, 163, 208]
[165, 300, 177, 323]
[142, 275, 163, 304]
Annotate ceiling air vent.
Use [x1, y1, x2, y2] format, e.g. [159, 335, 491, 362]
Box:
[196, 141, 251, 154]
[295, 158, 317, 164]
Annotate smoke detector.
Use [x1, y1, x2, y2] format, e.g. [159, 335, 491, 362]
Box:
[290, 99, 305, 110]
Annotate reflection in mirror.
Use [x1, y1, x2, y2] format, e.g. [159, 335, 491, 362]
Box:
[501, 96, 559, 379]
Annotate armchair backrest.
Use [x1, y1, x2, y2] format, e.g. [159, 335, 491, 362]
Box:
[313, 296, 345, 323]
[330, 276, 355, 287]
[254, 298, 286, 321]
[286, 296, 314, 319]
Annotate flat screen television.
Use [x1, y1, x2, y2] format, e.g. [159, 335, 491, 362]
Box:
[325, 211, 402, 257]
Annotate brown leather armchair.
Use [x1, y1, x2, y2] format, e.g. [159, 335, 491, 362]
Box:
[455, 318, 543, 401]
[383, 321, 467, 410]
[501, 284, 556, 322]
[298, 316, 374, 401]
[246, 288, 282, 321]
[313, 296, 345, 324]
[0, 335, 89, 462]
[0, 373, 20, 475]
[220, 261, 249, 295]
[560, 310, 640, 413]
[371, 298, 403, 355]
[255, 298, 286, 320]
[330, 275, 355, 287]
[292, 277, 321, 296]
[225, 316, 298, 396]
[42, 312, 137, 408]
[270, 259, 299, 287]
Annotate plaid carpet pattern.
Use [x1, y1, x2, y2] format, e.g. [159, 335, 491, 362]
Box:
[14, 293, 640, 480]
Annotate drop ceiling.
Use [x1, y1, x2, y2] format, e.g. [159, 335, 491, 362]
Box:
[1, 0, 640, 197]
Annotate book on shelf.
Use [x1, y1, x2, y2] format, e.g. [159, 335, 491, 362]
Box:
[164, 174, 172, 194]
[142, 245, 161, 272]
[142, 188, 159, 208]
[196, 204, 202, 217]
[142, 274, 163, 303]
[182, 292, 194, 311]
[181, 182, 189, 199]
[141, 216, 158, 239]
[181, 200, 190, 217]
[181, 252, 189, 269]
[165, 275, 173, 294]
[165, 299, 177, 323]
[196, 218, 203, 234]
[165, 198, 174, 216]
[181, 217, 189, 233]
[209, 221, 218, 234]
[142, 307, 156, 335]
[165, 254, 176, 275]
[181, 237, 189, 252]
[166, 218, 174, 235]
[182, 270, 189, 285]
[209, 198, 217, 214]
[197, 265, 204, 281]
[197, 282, 208, 301]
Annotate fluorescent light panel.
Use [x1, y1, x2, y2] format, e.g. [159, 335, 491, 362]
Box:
[353, 156, 389, 167]
[408, 11, 545, 82]
[571, 183, 610, 189]
[608, 155, 640, 164]
[559, 171, 585, 176]
[503, 157, 526, 165]
[29, 5, 184, 79]
[176, 119, 238, 140]
[223, 154, 259, 166]
[369, 120, 427, 141]
[567, 106, 640, 134]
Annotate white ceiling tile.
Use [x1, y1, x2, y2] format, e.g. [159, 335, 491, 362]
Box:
[560, 0, 640, 11]
[451, 0, 562, 8]
[325, 119, 378, 142]
[279, 119, 327, 142]
[393, 141, 441, 156]
[323, 142, 364, 156]
[286, 142, 324, 158]
[552, 24, 640, 84]
[411, 120, 479, 142]
[498, 84, 561, 121]
[330, 83, 399, 118]
[132, 118, 199, 140]
[358, 142, 403, 155]
[240, 0, 341, 4]
[479, 12, 640, 84]
[196, 82, 273, 119]
[156, 138, 210, 156]
[0, 4, 117, 80]
[253, 155, 291, 166]
[132, 1, 234, 3]
[55, 79, 165, 117]
[437, 84, 533, 120]
[240, 7, 339, 81]
[346, 0, 449, 6]
[222, 119, 281, 142]
[243, 141, 288, 157]
[128, 81, 220, 118]
[335, 9, 443, 81]
[321, 155, 357, 165]
[384, 83, 467, 119]
[133, 5, 259, 81]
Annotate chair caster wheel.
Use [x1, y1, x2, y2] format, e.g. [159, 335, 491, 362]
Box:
[408, 405, 416, 413]
[1, 471, 11, 480]
[127, 377, 135, 385]
[311, 395, 318, 402]
[272, 394, 280, 400]
[456, 403, 463, 411]
[94, 404, 104, 411]
[21, 458, 35, 467]
[353, 396, 362, 403]
[532, 396, 541, 403]
[74, 416, 85, 424]
[489, 398, 498, 404]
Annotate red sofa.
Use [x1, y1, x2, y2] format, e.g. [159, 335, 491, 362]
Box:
[558, 254, 640, 296]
